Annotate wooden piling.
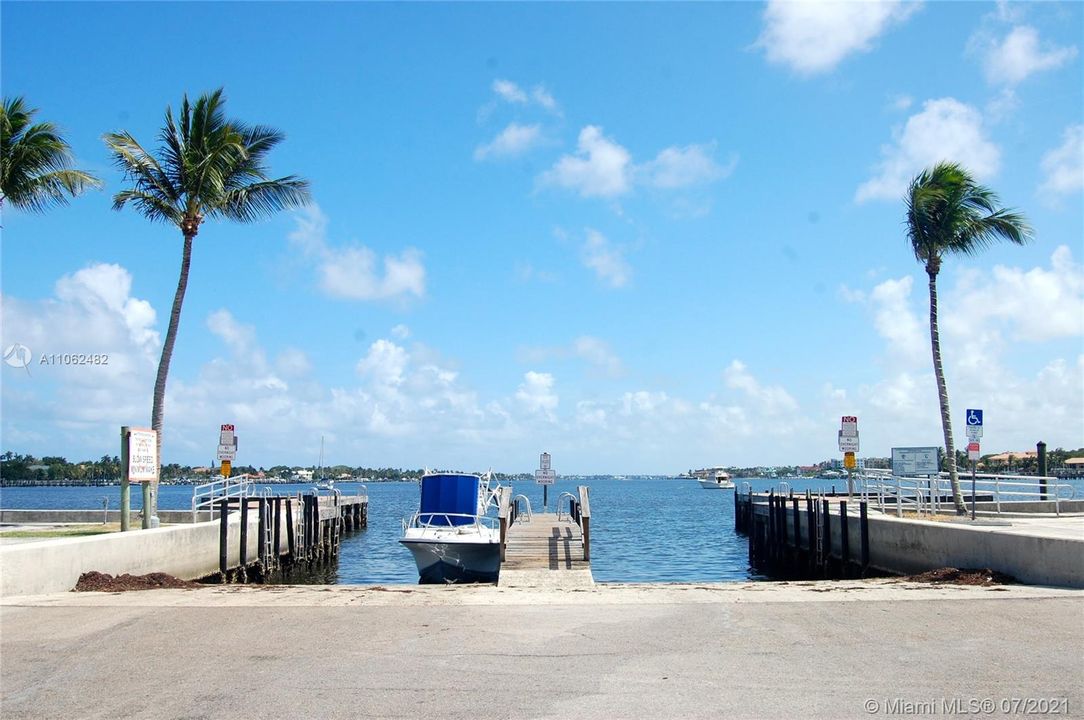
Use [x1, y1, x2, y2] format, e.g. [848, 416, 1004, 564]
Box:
[218, 499, 228, 579]
[792, 497, 800, 550]
[239, 497, 249, 583]
[859, 500, 870, 576]
[806, 493, 815, 570]
[840, 500, 850, 578]
[257, 497, 267, 575]
[821, 498, 831, 576]
[285, 497, 295, 562]
[273, 498, 282, 568]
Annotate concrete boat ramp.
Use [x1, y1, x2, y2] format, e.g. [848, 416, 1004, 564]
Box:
[2, 581, 1081, 720]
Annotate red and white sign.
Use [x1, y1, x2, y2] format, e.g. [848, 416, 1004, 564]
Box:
[840, 416, 858, 436]
[217, 424, 237, 461]
[967, 441, 980, 462]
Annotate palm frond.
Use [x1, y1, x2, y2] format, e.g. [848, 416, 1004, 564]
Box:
[2, 97, 101, 212]
[218, 177, 311, 222]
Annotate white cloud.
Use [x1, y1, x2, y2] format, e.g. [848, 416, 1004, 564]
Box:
[541, 126, 632, 198]
[889, 94, 914, 112]
[723, 360, 799, 416]
[946, 246, 1084, 344]
[516, 371, 558, 420]
[868, 276, 927, 367]
[540, 129, 734, 199]
[357, 339, 408, 389]
[390, 324, 411, 340]
[856, 98, 1000, 203]
[289, 205, 425, 301]
[518, 336, 624, 377]
[531, 85, 559, 113]
[473, 122, 543, 161]
[492, 79, 528, 104]
[639, 143, 737, 189]
[581, 229, 631, 288]
[976, 25, 1077, 87]
[756, 0, 919, 76]
[1039, 125, 1084, 198]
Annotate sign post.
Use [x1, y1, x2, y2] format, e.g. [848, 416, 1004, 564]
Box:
[966, 409, 983, 520]
[535, 452, 555, 511]
[838, 416, 859, 496]
[123, 427, 159, 529]
[120, 426, 131, 532]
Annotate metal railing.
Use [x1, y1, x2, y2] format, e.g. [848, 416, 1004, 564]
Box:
[858, 472, 1076, 517]
[402, 512, 501, 536]
[556, 492, 578, 522]
[512, 494, 533, 523]
[191, 475, 254, 522]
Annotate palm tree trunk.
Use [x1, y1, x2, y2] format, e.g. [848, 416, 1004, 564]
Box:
[927, 267, 965, 514]
[150, 231, 194, 516]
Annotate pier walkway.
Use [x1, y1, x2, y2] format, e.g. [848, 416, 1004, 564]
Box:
[498, 486, 593, 587]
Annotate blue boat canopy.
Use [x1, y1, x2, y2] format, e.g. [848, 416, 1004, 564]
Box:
[419, 473, 479, 526]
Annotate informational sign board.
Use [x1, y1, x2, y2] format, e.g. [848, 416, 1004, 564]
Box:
[967, 442, 980, 462]
[843, 452, 856, 469]
[965, 408, 983, 440]
[891, 447, 940, 476]
[217, 424, 237, 461]
[840, 416, 858, 436]
[540, 452, 551, 471]
[127, 428, 159, 483]
[838, 431, 859, 453]
[535, 469, 556, 485]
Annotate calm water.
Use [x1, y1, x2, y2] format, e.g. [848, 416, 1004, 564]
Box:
[3, 476, 1077, 584]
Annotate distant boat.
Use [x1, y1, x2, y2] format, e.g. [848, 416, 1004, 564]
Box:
[698, 470, 734, 490]
[399, 471, 502, 583]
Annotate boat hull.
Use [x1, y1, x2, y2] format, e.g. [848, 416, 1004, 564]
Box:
[698, 479, 735, 490]
[399, 538, 501, 584]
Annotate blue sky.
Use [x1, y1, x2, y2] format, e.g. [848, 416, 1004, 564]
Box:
[2, 1, 1082, 473]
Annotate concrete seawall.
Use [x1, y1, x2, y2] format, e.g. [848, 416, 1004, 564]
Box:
[744, 494, 1084, 587]
[1, 509, 197, 524]
[0, 511, 273, 596]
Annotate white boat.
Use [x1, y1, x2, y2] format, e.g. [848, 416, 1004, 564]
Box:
[399, 471, 502, 583]
[698, 470, 734, 490]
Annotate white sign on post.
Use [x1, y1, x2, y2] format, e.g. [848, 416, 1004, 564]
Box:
[536, 451, 555, 485]
[965, 408, 983, 441]
[838, 432, 860, 453]
[128, 428, 159, 483]
[891, 447, 940, 476]
[217, 424, 237, 461]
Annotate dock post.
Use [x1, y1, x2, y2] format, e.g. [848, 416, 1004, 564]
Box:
[218, 498, 228, 580]
[257, 498, 267, 577]
[821, 498, 831, 577]
[769, 492, 777, 566]
[1037, 441, 1048, 501]
[734, 490, 740, 532]
[859, 501, 870, 576]
[806, 492, 815, 571]
[239, 497, 249, 583]
[273, 498, 282, 570]
[285, 497, 295, 565]
[792, 497, 800, 551]
[840, 500, 850, 578]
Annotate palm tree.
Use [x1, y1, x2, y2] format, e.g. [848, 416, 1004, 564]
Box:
[905, 162, 1032, 514]
[1, 97, 100, 212]
[104, 88, 310, 511]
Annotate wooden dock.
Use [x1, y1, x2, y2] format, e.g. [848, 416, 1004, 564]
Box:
[497, 486, 593, 587]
